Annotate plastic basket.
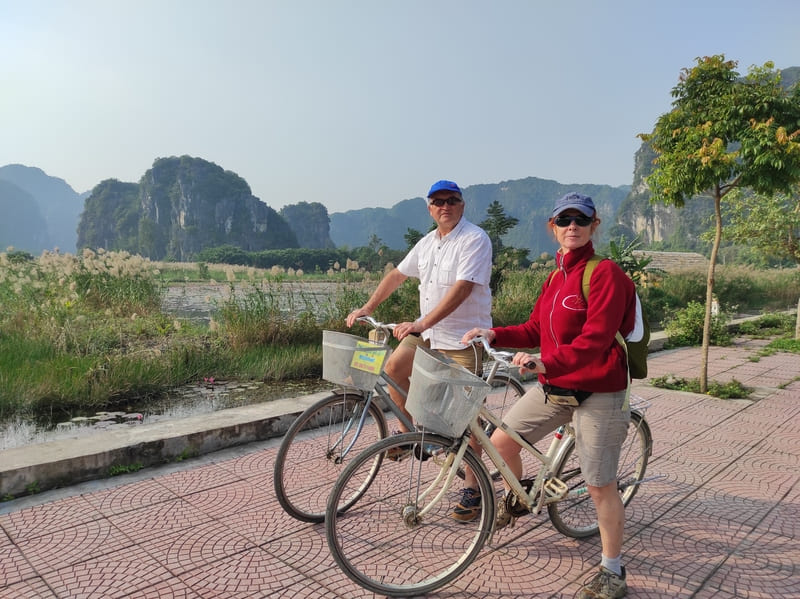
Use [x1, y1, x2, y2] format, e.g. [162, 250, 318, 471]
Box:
[407, 346, 490, 437]
[322, 330, 392, 392]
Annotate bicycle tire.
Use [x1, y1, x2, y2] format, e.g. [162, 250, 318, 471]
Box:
[482, 373, 525, 423]
[274, 391, 388, 523]
[325, 432, 495, 597]
[548, 409, 651, 538]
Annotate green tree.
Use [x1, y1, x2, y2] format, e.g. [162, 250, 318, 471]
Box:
[640, 55, 800, 391]
[404, 228, 424, 251]
[479, 200, 519, 260]
[479, 200, 527, 292]
[721, 187, 800, 265]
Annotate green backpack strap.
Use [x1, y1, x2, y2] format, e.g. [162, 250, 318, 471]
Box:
[581, 254, 628, 350]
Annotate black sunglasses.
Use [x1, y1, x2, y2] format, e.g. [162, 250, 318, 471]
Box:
[429, 196, 463, 207]
[553, 214, 594, 227]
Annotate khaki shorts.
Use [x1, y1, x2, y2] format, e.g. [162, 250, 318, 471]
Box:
[502, 384, 630, 486]
[398, 334, 483, 376]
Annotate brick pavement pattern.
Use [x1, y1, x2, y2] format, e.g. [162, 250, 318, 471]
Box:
[1, 338, 799, 598]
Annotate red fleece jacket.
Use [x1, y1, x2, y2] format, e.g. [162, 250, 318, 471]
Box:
[491, 242, 636, 392]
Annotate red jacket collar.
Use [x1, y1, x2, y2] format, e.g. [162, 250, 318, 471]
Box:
[556, 241, 596, 272]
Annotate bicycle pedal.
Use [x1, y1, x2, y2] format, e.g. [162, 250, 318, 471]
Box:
[543, 477, 568, 502]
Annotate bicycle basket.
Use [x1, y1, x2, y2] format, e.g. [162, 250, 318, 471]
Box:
[407, 346, 490, 437]
[322, 330, 392, 392]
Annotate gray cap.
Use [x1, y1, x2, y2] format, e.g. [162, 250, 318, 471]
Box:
[552, 192, 596, 218]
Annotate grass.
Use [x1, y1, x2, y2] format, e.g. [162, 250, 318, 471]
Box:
[1, 250, 797, 422]
[650, 375, 752, 399]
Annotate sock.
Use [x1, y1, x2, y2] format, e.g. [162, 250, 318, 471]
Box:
[601, 555, 622, 576]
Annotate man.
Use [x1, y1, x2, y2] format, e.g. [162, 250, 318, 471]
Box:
[346, 180, 492, 512]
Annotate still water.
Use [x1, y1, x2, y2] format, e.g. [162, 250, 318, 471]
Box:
[1, 281, 343, 450]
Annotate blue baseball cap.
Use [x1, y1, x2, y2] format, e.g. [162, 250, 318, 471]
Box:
[552, 192, 596, 218]
[427, 180, 462, 198]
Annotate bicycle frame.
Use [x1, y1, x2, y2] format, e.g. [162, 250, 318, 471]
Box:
[331, 319, 513, 465]
[468, 406, 572, 514]
[421, 397, 650, 522]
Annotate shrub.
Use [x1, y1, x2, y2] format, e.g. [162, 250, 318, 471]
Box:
[492, 268, 549, 327]
[736, 312, 795, 337]
[662, 301, 733, 347]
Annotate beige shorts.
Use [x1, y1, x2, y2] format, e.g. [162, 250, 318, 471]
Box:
[398, 334, 483, 376]
[503, 384, 630, 486]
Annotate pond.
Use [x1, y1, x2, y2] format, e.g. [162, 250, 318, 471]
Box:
[0, 376, 334, 451]
[161, 280, 346, 323]
[0, 281, 346, 450]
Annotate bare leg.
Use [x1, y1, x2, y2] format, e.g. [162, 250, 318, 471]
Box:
[382, 343, 415, 432]
[588, 481, 624, 558]
[490, 428, 523, 488]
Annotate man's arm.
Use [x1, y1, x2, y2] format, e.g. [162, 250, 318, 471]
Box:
[346, 268, 408, 327]
[402, 279, 475, 335]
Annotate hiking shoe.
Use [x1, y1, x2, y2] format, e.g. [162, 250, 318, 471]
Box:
[451, 488, 482, 522]
[577, 566, 627, 599]
[494, 496, 516, 530]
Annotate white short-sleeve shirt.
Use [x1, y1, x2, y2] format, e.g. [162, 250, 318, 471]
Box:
[397, 218, 492, 349]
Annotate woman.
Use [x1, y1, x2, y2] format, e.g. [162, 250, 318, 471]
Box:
[462, 192, 636, 599]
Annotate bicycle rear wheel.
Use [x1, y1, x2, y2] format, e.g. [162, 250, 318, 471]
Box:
[548, 409, 651, 538]
[325, 432, 495, 597]
[274, 391, 388, 522]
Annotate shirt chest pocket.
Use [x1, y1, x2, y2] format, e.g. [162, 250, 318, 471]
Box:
[418, 255, 457, 287]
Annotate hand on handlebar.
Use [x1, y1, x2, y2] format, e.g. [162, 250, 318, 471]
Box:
[393, 319, 423, 341]
[513, 352, 542, 375]
[346, 308, 372, 328]
[461, 328, 494, 346]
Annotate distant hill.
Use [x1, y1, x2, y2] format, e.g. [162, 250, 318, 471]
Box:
[329, 177, 631, 256]
[78, 156, 302, 261]
[0, 164, 85, 253]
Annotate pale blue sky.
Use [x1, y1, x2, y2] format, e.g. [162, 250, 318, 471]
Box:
[1, 0, 798, 213]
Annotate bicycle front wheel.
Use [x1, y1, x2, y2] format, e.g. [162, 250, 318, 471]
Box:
[483, 373, 525, 425]
[273, 391, 388, 522]
[325, 432, 495, 597]
[548, 409, 651, 538]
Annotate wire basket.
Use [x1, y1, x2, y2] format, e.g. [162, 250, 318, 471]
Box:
[322, 330, 392, 392]
[407, 346, 490, 437]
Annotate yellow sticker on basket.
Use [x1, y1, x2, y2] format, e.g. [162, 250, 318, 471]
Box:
[350, 341, 387, 375]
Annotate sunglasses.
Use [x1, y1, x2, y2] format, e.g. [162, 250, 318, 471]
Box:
[429, 196, 463, 207]
[553, 214, 594, 227]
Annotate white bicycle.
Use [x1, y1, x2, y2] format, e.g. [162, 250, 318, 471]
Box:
[325, 338, 653, 596]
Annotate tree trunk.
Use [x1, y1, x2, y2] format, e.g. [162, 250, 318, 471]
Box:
[701, 191, 724, 394]
[796, 297, 800, 340]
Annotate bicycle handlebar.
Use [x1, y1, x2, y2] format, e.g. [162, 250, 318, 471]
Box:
[356, 315, 396, 330]
[470, 336, 537, 370]
[470, 336, 513, 363]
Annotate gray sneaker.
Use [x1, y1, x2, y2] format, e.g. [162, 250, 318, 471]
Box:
[577, 566, 627, 599]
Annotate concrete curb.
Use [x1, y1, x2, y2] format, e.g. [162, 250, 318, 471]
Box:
[0, 391, 331, 498]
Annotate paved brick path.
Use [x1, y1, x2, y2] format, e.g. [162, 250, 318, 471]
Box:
[1, 338, 799, 598]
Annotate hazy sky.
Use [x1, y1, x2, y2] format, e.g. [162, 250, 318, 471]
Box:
[2, 1, 798, 213]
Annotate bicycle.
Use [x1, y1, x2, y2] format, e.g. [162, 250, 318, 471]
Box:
[273, 317, 525, 523]
[324, 338, 653, 597]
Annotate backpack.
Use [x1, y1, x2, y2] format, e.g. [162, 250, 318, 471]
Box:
[549, 255, 650, 379]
